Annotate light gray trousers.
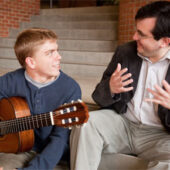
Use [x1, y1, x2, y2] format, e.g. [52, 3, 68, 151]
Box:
[70, 109, 170, 170]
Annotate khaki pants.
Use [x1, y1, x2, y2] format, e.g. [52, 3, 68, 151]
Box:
[70, 109, 170, 170]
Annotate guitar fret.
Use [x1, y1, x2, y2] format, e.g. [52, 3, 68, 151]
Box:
[40, 115, 43, 127]
[18, 118, 21, 132]
[18, 118, 22, 132]
[31, 116, 35, 129]
[11, 119, 14, 133]
[25, 116, 28, 131]
[50, 112, 54, 125]
[19, 117, 24, 132]
[44, 114, 47, 126]
[21, 119, 24, 131]
[16, 118, 19, 133]
[35, 116, 39, 128]
[28, 116, 31, 130]
[10, 119, 15, 134]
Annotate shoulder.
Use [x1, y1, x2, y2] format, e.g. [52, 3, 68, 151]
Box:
[59, 71, 80, 88]
[0, 68, 25, 80]
[0, 68, 26, 98]
[113, 41, 138, 62]
[117, 41, 137, 53]
[59, 71, 81, 98]
[53, 71, 81, 100]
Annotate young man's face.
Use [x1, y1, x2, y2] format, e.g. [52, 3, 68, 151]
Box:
[29, 39, 61, 83]
[133, 17, 165, 62]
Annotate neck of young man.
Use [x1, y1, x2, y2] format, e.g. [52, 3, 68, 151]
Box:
[25, 69, 58, 84]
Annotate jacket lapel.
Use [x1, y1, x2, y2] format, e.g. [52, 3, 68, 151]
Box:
[165, 64, 170, 84]
[122, 53, 142, 102]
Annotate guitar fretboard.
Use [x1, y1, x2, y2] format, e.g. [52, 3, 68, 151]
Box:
[0, 112, 56, 135]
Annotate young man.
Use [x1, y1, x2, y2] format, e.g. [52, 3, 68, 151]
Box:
[70, 1, 170, 170]
[0, 28, 81, 170]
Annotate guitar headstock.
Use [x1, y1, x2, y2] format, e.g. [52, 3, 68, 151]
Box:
[53, 100, 89, 128]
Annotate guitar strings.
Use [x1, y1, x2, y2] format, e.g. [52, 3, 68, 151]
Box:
[0, 112, 55, 135]
[0, 106, 80, 135]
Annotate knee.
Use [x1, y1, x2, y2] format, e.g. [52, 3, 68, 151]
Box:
[88, 109, 125, 129]
[88, 110, 106, 123]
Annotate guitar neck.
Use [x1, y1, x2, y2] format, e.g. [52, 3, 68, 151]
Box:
[0, 112, 56, 135]
[0, 98, 89, 137]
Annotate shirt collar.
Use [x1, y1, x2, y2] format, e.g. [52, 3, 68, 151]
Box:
[138, 50, 170, 63]
[24, 71, 60, 89]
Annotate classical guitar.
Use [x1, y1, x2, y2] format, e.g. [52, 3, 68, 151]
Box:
[0, 97, 89, 153]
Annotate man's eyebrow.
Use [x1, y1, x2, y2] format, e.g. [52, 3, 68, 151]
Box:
[137, 29, 146, 36]
[47, 46, 58, 51]
[44, 48, 57, 54]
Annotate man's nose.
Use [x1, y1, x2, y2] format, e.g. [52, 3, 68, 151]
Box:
[56, 52, 61, 60]
[133, 32, 138, 41]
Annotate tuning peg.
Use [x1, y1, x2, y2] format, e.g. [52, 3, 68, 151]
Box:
[75, 117, 79, 122]
[71, 100, 74, 103]
[66, 108, 71, 113]
[82, 123, 87, 127]
[78, 99, 82, 103]
[62, 119, 65, 124]
[60, 110, 64, 114]
[73, 106, 77, 111]
[68, 118, 72, 123]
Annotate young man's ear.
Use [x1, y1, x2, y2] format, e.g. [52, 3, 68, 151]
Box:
[25, 57, 36, 69]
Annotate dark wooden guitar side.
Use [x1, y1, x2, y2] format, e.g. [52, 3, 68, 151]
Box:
[0, 97, 89, 153]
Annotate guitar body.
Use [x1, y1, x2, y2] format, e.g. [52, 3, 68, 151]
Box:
[0, 97, 34, 153]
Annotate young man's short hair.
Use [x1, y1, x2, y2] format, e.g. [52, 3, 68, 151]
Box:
[14, 28, 58, 68]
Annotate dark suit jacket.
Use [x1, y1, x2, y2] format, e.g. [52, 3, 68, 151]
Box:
[92, 41, 170, 132]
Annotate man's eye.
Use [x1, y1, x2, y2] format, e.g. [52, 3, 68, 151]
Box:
[47, 51, 53, 55]
[46, 50, 58, 56]
[138, 32, 143, 36]
[140, 33, 146, 37]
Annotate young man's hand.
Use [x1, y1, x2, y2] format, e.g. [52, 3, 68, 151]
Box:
[145, 80, 170, 109]
[109, 63, 133, 94]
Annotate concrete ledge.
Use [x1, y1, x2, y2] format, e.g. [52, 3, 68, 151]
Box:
[9, 28, 117, 40]
[40, 6, 118, 15]
[20, 21, 117, 30]
[73, 76, 99, 104]
[73, 76, 100, 111]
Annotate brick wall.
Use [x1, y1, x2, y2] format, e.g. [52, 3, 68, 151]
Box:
[118, 0, 170, 45]
[0, 0, 40, 37]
